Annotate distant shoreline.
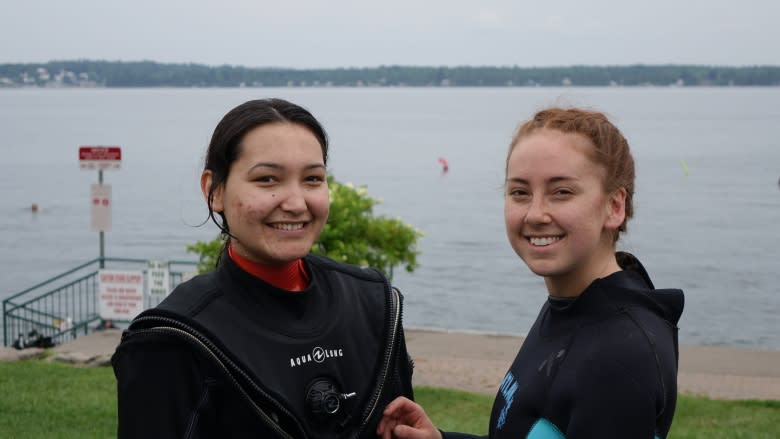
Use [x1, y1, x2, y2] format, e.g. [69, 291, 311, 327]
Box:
[2, 60, 779, 88]
[3, 84, 780, 90]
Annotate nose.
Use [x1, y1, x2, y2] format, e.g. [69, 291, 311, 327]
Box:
[279, 184, 307, 214]
[525, 196, 550, 224]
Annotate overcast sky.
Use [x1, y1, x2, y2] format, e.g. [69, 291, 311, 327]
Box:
[2, 0, 778, 68]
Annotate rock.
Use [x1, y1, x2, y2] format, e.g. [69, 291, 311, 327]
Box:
[0, 347, 46, 362]
[50, 351, 95, 365]
[87, 354, 113, 367]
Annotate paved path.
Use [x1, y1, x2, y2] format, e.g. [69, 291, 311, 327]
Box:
[405, 328, 780, 400]
[4, 327, 778, 400]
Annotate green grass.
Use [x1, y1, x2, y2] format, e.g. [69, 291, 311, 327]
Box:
[670, 397, 780, 438]
[0, 361, 116, 439]
[415, 386, 493, 434]
[0, 361, 777, 438]
[417, 386, 780, 438]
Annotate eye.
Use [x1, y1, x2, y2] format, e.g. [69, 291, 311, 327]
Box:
[507, 187, 530, 198]
[252, 175, 278, 184]
[552, 188, 574, 198]
[304, 173, 326, 186]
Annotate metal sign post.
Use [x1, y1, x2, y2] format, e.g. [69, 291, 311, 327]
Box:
[79, 146, 121, 268]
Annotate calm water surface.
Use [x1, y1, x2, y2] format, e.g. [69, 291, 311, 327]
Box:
[1, 87, 778, 349]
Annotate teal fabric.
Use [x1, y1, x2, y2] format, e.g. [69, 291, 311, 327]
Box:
[526, 418, 662, 439]
[526, 419, 564, 439]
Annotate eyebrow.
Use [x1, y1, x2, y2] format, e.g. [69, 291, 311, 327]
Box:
[506, 176, 578, 184]
[247, 162, 326, 173]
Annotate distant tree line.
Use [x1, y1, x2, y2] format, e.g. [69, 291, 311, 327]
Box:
[1, 60, 779, 88]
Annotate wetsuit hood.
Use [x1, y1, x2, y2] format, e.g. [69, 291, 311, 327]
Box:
[616, 251, 684, 325]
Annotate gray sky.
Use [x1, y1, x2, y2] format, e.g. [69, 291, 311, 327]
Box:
[2, 0, 778, 68]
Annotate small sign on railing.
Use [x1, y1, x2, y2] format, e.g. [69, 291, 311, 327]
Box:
[146, 260, 171, 297]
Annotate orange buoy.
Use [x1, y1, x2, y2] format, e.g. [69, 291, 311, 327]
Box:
[438, 157, 449, 173]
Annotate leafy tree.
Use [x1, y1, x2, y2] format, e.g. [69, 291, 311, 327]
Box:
[185, 238, 224, 275]
[186, 176, 422, 279]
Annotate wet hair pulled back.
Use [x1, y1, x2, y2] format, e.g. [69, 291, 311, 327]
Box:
[203, 98, 329, 236]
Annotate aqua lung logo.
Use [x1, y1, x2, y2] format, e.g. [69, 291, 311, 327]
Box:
[290, 346, 344, 368]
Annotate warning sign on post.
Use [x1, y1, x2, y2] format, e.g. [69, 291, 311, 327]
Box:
[98, 270, 144, 320]
[91, 183, 112, 232]
[79, 146, 122, 170]
[146, 260, 170, 297]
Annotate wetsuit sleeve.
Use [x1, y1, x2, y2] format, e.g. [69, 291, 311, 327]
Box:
[565, 351, 661, 439]
[112, 333, 215, 439]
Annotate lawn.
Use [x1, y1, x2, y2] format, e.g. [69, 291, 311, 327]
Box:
[0, 360, 777, 438]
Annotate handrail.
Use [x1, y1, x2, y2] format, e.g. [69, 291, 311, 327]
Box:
[7, 272, 97, 310]
[3, 258, 102, 302]
[3, 257, 198, 347]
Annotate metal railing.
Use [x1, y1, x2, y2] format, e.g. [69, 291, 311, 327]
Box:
[2, 257, 198, 347]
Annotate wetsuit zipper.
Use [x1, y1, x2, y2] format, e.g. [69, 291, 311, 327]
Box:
[125, 316, 306, 439]
[350, 283, 401, 439]
[124, 280, 401, 439]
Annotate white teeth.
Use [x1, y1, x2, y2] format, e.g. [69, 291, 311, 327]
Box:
[272, 223, 304, 231]
[529, 236, 560, 246]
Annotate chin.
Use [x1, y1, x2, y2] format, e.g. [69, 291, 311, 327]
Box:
[523, 260, 561, 278]
[277, 246, 314, 262]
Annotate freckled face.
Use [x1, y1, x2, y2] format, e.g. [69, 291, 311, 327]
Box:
[204, 122, 329, 265]
[504, 129, 625, 295]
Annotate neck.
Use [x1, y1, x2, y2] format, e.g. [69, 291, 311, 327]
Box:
[228, 244, 310, 292]
[545, 248, 621, 298]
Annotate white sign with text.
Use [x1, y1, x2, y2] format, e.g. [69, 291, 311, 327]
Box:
[90, 183, 112, 232]
[98, 269, 144, 320]
[146, 260, 171, 297]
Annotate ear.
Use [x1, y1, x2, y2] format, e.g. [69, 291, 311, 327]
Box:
[604, 187, 627, 230]
[200, 170, 224, 213]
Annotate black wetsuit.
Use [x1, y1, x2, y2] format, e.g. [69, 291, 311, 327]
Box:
[112, 253, 414, 439]
[444, 252, 684, 439]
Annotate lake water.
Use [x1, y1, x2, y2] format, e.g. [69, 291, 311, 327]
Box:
[1, 87, 778, 349]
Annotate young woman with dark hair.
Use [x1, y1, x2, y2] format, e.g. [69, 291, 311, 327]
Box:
[113, 98, 414, 438]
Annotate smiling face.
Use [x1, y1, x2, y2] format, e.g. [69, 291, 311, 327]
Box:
[202, 122, 329, 265]
[504, 129, 626, 296]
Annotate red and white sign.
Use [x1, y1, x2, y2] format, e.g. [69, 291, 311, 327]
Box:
[90, 183, 112, 232]
[98, 269, 144, 320]
[79, 146, 122, 170]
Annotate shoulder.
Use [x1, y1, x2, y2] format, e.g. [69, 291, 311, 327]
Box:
[305, 253, 388, 284]
[575, 294, 674, 375]
[580, 320, 660, 374]
[565, 336, 658, 413]
[305, 254, 404, 321]
[150, 270, 222, 318]
[564, 311, 674, 410]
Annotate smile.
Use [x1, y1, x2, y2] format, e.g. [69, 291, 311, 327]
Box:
[528, 236, 561, 246]
[270, 222, 305, 231]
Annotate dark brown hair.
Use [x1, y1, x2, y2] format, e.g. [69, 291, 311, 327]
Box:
[204, 98, 328, 237]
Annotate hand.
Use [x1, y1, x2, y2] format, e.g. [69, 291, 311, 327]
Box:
[377, 396, 442, 439]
